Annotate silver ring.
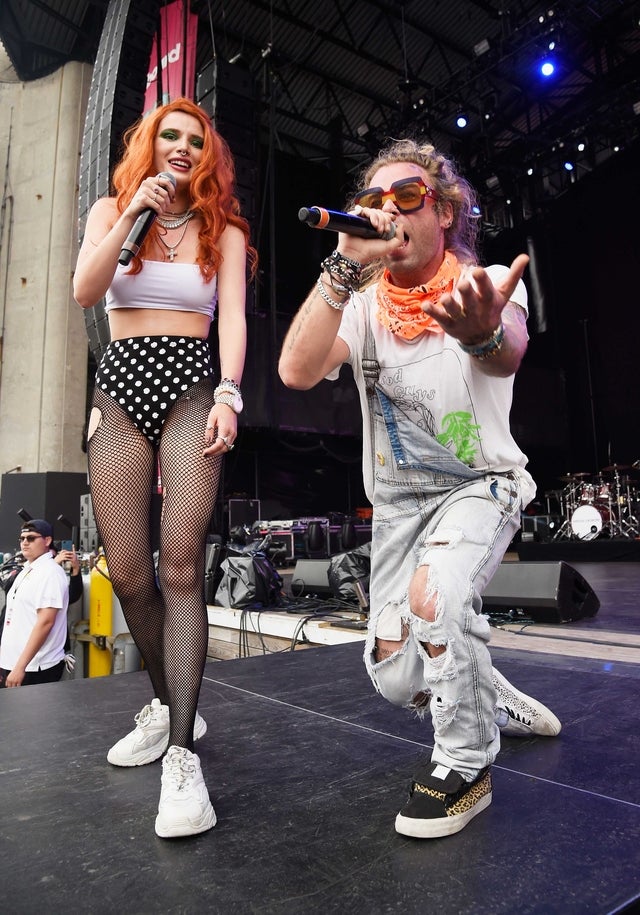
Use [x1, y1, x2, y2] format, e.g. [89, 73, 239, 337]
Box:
[220, 436, 228, 445]
[227, 443, 235, 451]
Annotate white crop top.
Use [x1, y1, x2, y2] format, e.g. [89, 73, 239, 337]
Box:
[105, 260, 218, 318]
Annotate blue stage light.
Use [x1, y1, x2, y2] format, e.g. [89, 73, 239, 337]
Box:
[540, 59, 555, 77]
[456, 114, 468, 129]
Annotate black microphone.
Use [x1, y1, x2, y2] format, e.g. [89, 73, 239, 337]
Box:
[298, 206, 396, 240]
[119, 172, 177, 266]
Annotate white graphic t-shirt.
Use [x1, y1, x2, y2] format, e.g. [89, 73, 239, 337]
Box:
[329, 264, 536, 507]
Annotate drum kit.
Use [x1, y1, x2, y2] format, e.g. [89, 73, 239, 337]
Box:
[550, 463, 640, 541]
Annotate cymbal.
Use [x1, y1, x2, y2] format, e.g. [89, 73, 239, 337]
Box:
[559, 472, 591, 481]
[601, 464, 631, 473]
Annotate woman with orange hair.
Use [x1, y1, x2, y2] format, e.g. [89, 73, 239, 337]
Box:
[74, 98, 255, 838]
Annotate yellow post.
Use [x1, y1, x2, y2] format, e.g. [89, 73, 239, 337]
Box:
[88, 551, 113, 677]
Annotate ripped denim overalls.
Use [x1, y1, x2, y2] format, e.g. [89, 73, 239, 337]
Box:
[361, 328, 522, 778]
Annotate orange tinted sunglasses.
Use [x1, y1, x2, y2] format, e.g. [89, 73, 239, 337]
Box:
[354, 177, 438, 213]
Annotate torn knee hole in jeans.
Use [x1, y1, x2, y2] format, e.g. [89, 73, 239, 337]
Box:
[423, 646, 460, 729]
[409, 689, 431, 709]
[421, 638, 457, 680]
[87, 407, 103, 442]
[373, 618, 410, 664]
[432, 694, 459, 730]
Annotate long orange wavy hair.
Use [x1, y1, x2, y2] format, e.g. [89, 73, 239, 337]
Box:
[111, 97, 257, 281]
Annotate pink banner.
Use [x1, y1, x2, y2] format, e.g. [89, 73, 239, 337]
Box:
[144, 0, 198, 113]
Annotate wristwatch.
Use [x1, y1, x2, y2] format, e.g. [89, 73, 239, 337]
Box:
[214, 380, 243, 414]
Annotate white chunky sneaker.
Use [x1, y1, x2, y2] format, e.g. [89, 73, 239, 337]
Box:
[493, 668, 562, 737]
[155, 746, 217, 838]
[107, 698, 208, 767]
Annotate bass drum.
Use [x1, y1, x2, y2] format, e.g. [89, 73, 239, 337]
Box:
[570, 504, 611, 540]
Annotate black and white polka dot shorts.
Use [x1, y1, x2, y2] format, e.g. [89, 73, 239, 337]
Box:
[95, 335, 213, 446]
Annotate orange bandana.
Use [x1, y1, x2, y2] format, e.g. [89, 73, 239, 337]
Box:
[376, 250, 462, 340]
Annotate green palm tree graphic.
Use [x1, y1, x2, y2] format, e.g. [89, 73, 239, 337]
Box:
[436, 411, 481, 464]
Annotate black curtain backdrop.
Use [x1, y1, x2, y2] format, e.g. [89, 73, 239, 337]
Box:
[221, 141, 639, 519]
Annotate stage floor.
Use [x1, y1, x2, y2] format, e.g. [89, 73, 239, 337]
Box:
[1, 562, 639, 914]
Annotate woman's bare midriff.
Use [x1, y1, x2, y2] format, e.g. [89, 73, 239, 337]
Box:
[107, 307, 211, 341]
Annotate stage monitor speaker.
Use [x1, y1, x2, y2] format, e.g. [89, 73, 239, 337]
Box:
[482, 561, 600, 623]
[291, 559, 333, 597]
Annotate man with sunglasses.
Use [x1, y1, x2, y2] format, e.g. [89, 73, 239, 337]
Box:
[0, 519, 69, 688]
[279, 138, 559, 839]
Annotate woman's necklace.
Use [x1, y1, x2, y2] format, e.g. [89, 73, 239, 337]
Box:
[156, 210, 194, 230]
[157, 220, 191, 262]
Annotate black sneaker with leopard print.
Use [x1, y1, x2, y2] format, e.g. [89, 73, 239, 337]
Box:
[395, 761, 492, 838]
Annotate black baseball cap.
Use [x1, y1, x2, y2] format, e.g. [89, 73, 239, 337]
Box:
[21, 519, 53, 539]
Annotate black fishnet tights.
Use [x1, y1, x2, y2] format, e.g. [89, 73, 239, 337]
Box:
[87, 381, 221, 751]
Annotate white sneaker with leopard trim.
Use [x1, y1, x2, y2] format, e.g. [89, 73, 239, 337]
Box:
[493, 668, 562, 737]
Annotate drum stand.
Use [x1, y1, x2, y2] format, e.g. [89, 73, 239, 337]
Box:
[552, 479, 579, 540]
[614, 472, 639, 538]
[552, 517, 573, 540]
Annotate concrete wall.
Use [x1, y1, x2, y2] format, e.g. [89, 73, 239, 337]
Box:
[0, 61, 92, 477]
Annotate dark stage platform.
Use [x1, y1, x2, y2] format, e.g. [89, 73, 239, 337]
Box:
[517, 537, 640, 563]
[1, 563, 639, 914]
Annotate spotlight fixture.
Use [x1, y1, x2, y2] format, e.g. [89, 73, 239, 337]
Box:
[456, 113, 468, 129]
[540, 59, 556, 77]
[473, 38, 490, 57]
[563, 160, 574, 171]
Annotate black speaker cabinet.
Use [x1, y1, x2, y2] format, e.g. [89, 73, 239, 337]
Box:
[228, 499, 261, 529]
[0, 472, 90, 553]
[482, 561, 600, 623]
[291, 559, 333, 597]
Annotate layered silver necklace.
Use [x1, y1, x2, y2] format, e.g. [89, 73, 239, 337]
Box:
[157, 221, 192, 261]
[156, 210, 194, 261]
[156, 210, 194, 230]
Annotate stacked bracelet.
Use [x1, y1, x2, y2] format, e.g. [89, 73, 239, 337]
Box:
[316, 275, 348, 311]
[215, 377, 241, 397]
[214, 377, 243, 413]
[457, 323, 505, 360]
[321, 249, 363, 294]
